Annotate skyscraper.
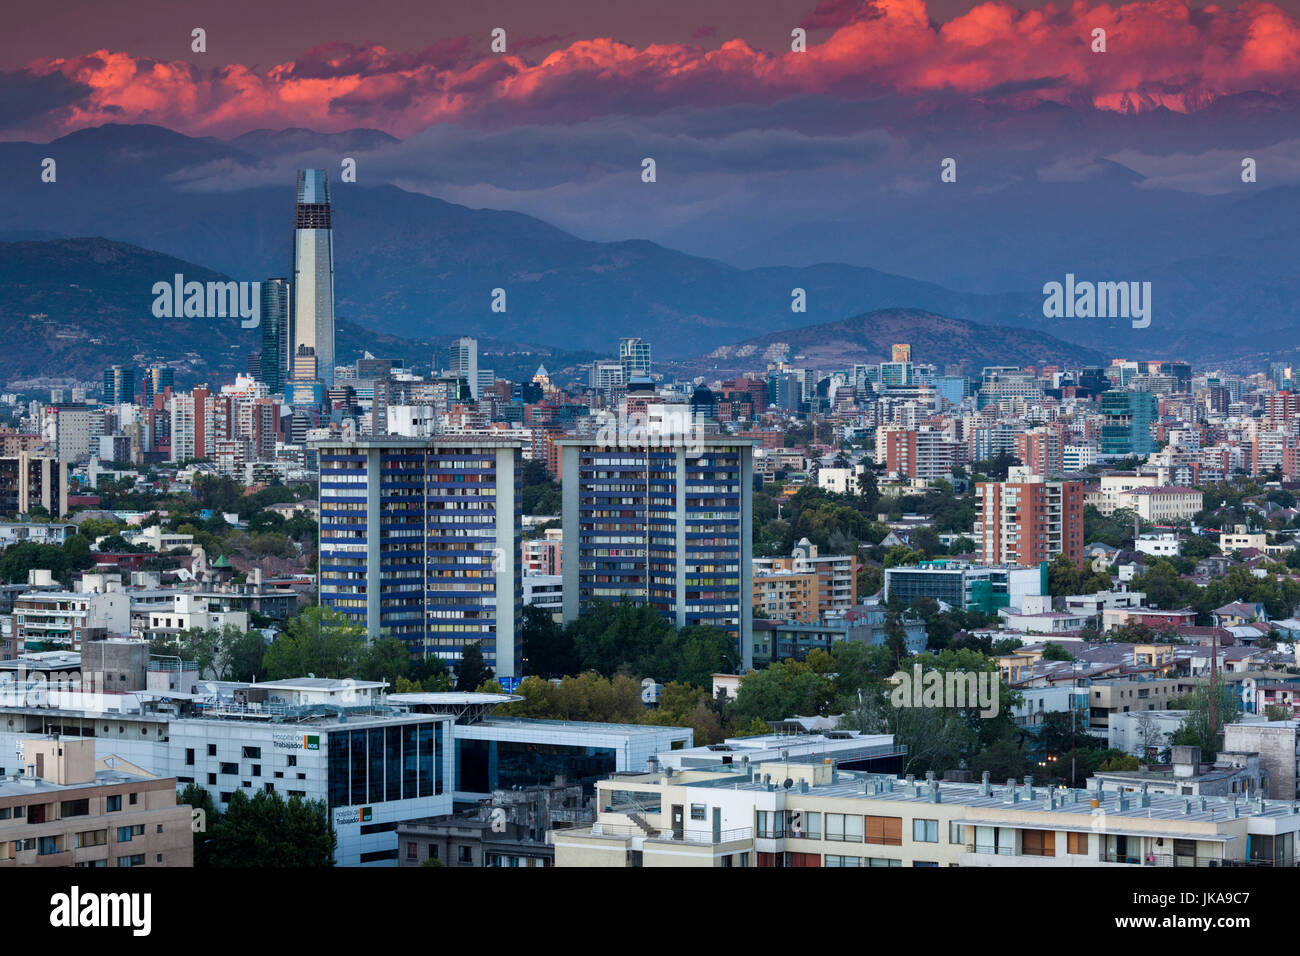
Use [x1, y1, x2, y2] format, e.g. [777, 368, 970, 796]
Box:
[450, 337, 479, 399]
[559, 437, 754, 669]
[142, 366, 174, 408]
[102, 366, 135, 406]
[316, 436, 525, 677]
[292, 170, 336, 388]
[618, 337, 651, 378]
[260, 277, 291, 395]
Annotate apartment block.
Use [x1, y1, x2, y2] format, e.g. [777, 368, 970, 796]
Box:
[559, 438, 754, 669]
[316, 436, 524, 677]
[976, 476, 1084, 567]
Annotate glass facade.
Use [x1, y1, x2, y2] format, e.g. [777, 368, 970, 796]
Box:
[326, 720, 444, 810]
[456, 739, 616, 795]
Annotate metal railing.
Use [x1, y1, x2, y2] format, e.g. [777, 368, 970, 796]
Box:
[964, 842, 1014, 856]
[588, 822, 753, 844]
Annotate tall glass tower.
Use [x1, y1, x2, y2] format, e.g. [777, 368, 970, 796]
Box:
[292, 169, 336, 387]
[260, 277, 290, 395]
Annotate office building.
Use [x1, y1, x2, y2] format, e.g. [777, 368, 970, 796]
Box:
[260, 277, 291, 394]
[142, 366, 175, 408]
[450, 337, 479, 399]
[316, 437, 525, 677]
[619, 338, 652, 378]
[102, 366, 135, 406]
[559, 438, 754, 669]
[883, 561, 1046, 614]
[1100, 391, 1158, 456]
[292, 169, 336, 388]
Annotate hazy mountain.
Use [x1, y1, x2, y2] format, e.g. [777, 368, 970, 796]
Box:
[2, 121, 1297, 365]
[670, 308, 1108, 378]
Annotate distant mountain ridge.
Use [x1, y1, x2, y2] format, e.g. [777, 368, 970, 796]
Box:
[671, 308, 1108, 376]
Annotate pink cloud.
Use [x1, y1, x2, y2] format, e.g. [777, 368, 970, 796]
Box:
[15, 0, 1300, 140]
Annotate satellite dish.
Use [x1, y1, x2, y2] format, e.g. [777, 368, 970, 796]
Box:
[783, 778, 794, 790]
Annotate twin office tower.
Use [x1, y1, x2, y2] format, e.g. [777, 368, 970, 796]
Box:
[315, 436, 755, 680]
[261, 170, 336, 395]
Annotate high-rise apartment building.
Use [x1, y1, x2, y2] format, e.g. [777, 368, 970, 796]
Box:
[169, 388, 212, 463]
[558, 438, 754, 669]
[977, 475, 1084, 567]
[292, 170, 336, 388]
[876, 426, 960, 481]
[316, 437, 524, 678]
[1015, 427, 1065, 478]
[0, 453, 67, 517]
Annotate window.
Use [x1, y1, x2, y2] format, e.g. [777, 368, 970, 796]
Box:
[949, 822, 964, 844]
[207, 745, 217, 757]
[219, 763, 237, 775]
[61, 799, 90, 818]
[242, 747, 262, 759]
[756, 810, 783, 838]
[407, 842, 418, 861]
[116, 825, 144, 843]
[116, 854, 145, 868]
[1021, 829, 1056, 857]
[207, 774, 216, 786]
[864, 815, 902, 846]
[185, 749, 195, 766]
[1067, 831, 1089, 855]
[74, 830, 106, 849]
[913, 819, 939, 843]
[690, 804, 706, 821]
[868, 857, 902, 867]
[458, 846, 472, 864]
[287, 755, 297, 767]
[105, 795, 121, 813]
[128, 793, 137, 806]
[825, 854, 862, 867]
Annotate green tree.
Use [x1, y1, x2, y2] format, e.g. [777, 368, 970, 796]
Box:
[521, 605, 579, 678]
[261, 607, 366, 680]
[456, 640, 493, 691]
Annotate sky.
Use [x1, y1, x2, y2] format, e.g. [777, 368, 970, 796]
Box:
[4, 0, 1300, 141]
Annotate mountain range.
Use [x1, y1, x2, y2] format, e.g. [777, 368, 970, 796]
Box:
[1, 121, 1298, 369]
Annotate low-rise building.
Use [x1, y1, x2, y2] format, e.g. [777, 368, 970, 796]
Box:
[554, 764, 1300, 867]
[0, 737, 192, 868]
